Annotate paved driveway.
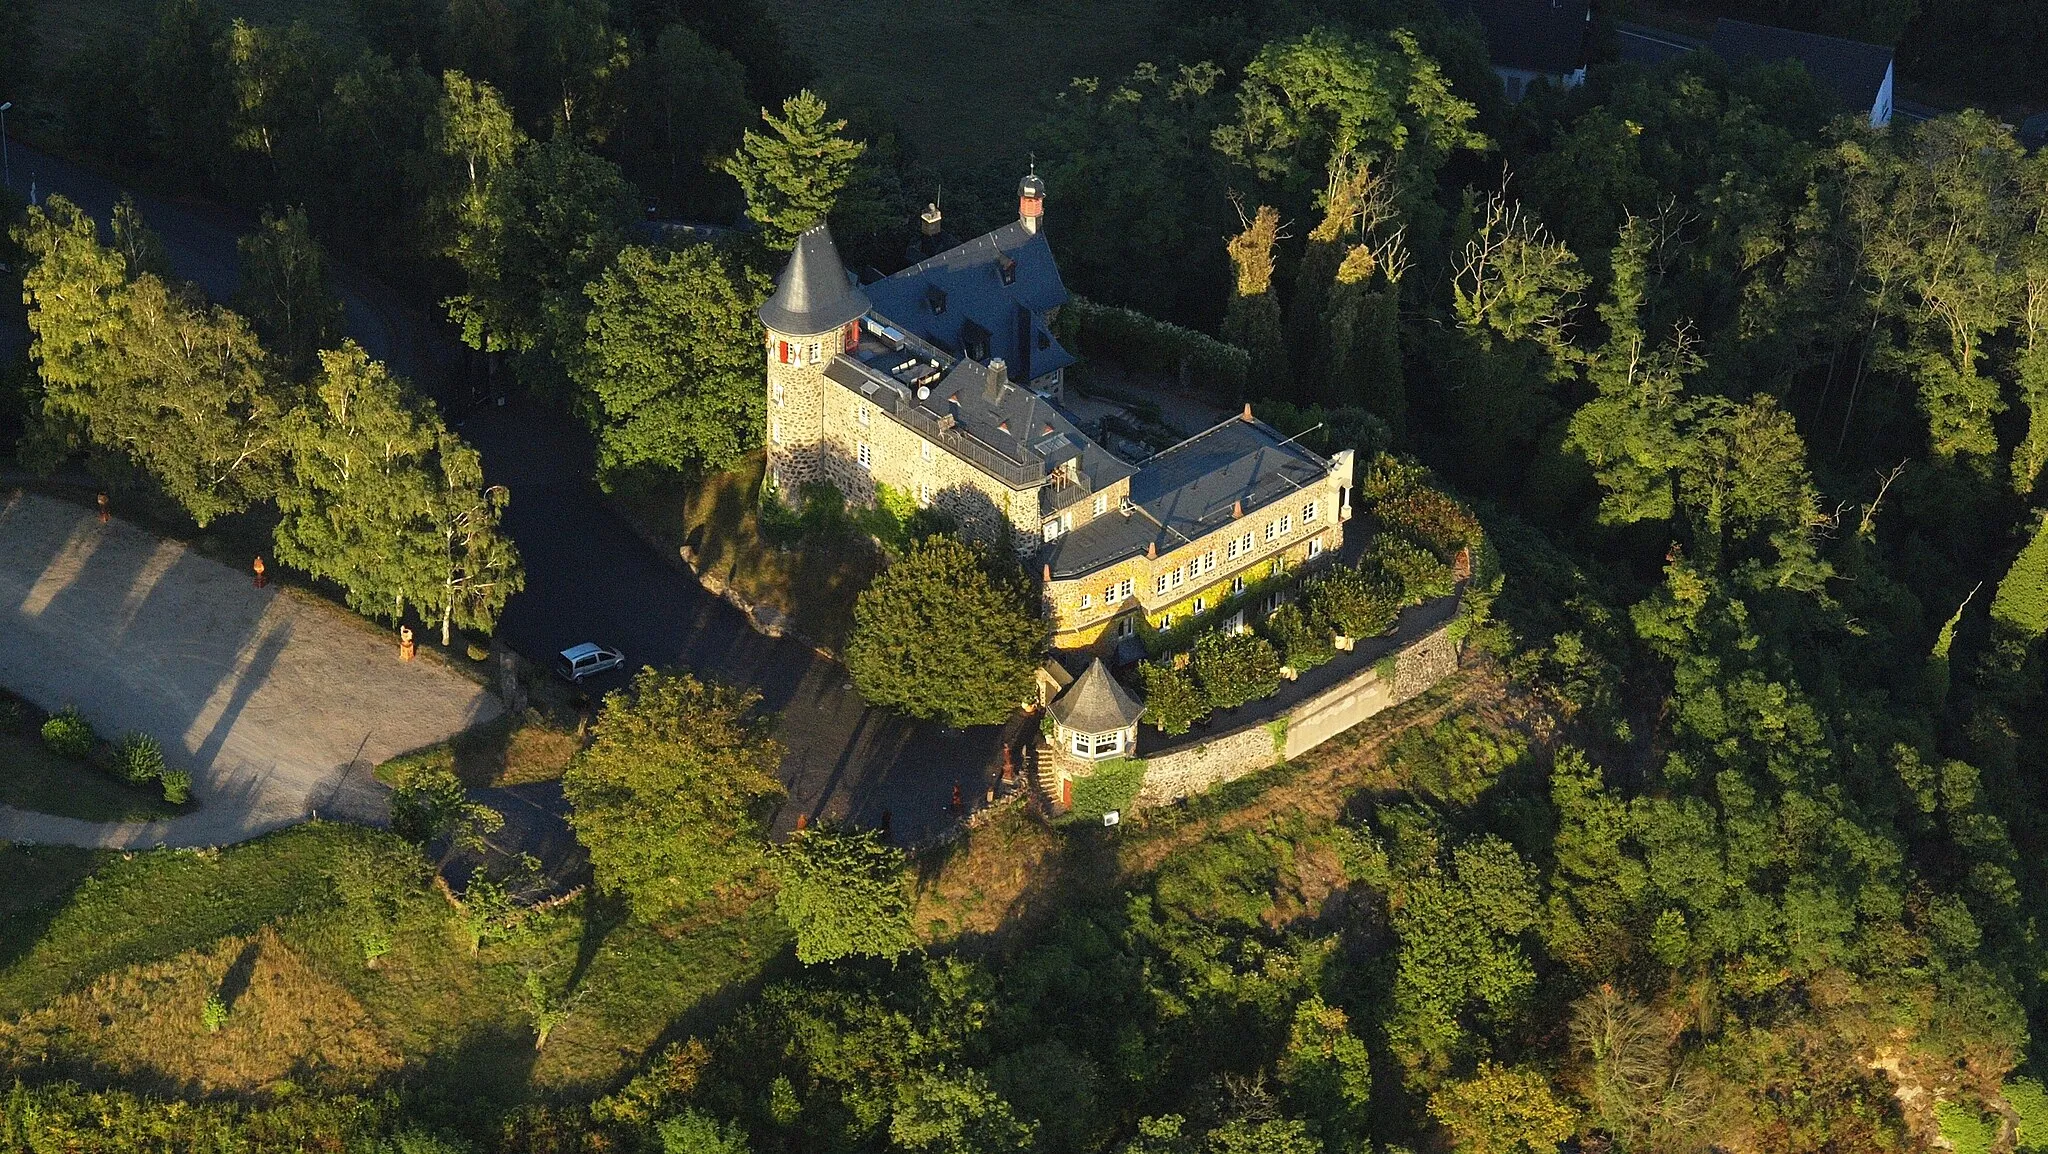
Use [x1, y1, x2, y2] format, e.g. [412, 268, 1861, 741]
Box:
[0, 491, 500, 848]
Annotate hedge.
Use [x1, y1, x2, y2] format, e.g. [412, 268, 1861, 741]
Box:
[1057, 297, 1250, 402]
[1067, 758, 1148, 824]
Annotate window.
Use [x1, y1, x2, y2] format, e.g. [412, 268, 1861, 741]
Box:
[1231, 575, 1246, 595]
[1160, 614, 1173, 630]
[1080, 593, 1093, 610]
[771, 381, 784, 405]
[1303, 499, 1318, 523]
[808, 341, 822, 363]
[855, 402, 871, 426]
[1073, 730, 1123, 758]
[1200, 550, 1217, 574]
[1093, 494, 1108, 517]
[1264, 521, 1279, 543]
[1043, 519, 1063, 541]
[1279, 513, 1293, 535]
[1119, 579, 1133, 601]
[1308, 538, 1324, 558]
[1226, 537, 1241, 560]
[917, 482, 932, 507]
[778, 340, 792, 364]
[1239, 532, 1254, 555]
[1170, 567, 1185, 589]
[857, 442, 872, 470]
[1104, 582, 1120, 604]
[1270, 558, 1283, 577]
[1156, 573, 1170, 594]
[1117, 616, 1135, 638]
[921, 440, 933, 462]
[1194, 597, 1207, 613]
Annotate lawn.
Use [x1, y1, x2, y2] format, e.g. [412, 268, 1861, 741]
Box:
[377, 711, 584, 789]
[609, 453, 885, 651]
[756, 0, 1168, 163]
[0, 729, 179, 822]
[0, 822, 789, 1102]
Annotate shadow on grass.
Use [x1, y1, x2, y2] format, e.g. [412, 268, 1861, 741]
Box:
[0, 845, 105, 970]
[217, 937, 261, 1012]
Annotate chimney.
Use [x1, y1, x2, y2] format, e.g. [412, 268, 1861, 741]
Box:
[1043, 563, 1052, 582]
[1018, 165, 1046, 235]
[1233, 499, 1243, 518]
[921, 202, 943, 237]
[1147, 541, 1158, 559]
[1241, 403, 1254, 422]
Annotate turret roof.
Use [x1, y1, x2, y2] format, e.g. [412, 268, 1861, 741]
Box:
[1049, 658, 1145, 735]
[761, 224, 870, 335]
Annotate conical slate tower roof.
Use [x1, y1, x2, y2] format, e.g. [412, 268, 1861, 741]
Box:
[1049, 658, 1145, 734]
[760, 223, 870, 335]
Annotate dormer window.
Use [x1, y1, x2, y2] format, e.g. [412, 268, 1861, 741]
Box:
[996, 252, 1017, 286]
[926, 285, 947, 314]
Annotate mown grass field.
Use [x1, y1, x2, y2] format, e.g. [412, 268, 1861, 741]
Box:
[756, 0, 1167, 163]
[0, 823, 789, 1103]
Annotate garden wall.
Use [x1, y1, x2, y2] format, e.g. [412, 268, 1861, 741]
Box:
[1133, 618, 1459, 807]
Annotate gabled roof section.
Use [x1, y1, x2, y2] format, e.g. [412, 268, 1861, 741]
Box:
[1043, 416, 1335, 578]
[1049, 658, 1144, 734]
[1708, 18, 1892, 112]
[865, 220, 1075, 384]
[1445, 0, 1591, 77]
[761, 224, 871, 336]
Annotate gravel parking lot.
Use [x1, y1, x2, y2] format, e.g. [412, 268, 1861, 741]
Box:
[0, 490, 500, 848]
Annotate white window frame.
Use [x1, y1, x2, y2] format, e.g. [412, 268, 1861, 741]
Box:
[1303, 499, 1318, 523]
[857, 441, 872, 470]
[1080, 593, 1093, 610]
[808, 341, 822, 363]
[1194, 597, 1207, 613]
[1043, 519, 1063, 541]
[1104, 582, 1120, 604]
[856, 402, 871, 426]
[1170, 567, 1185, 589]
[1226, 538, 1241, 561]
[772, 381, 784, 405]
[1264, 521, 1279, 543]
[1117, 616, 1134, 638]
[1279, 513, 1293, 535]
[1118, 579, 1133, 601]
[1160, 613, 1173, 630]
[917, 482, 932, 507]
[921, 440, 933, 462]
[1240, 532, 1254, 554]
[1308, 537, 1324, 558]
[1231, 575, 1246, 595]
[1093, 494, 1108, 517]
[1156, 573, 1170, 595]
[770, 419, 782, 445]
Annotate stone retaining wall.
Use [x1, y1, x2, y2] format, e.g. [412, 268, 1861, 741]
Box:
[1134, 619, 1458, 807]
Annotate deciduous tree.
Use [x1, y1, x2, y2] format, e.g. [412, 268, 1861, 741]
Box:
[770, 825, 914, 964]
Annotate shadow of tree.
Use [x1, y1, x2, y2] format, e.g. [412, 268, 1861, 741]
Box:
[216, 937, 261, 1012]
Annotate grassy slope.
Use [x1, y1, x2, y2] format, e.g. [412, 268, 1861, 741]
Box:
[756, 0, 1167, 163]
[0, 823, 787, 1101]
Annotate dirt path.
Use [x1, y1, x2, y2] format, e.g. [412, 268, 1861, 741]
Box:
[0, 491, 500, 849]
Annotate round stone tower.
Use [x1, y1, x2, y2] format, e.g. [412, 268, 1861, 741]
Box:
[760, 223, 870, 494]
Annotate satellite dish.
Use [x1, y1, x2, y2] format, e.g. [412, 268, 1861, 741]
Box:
[916, 385, 931, 401]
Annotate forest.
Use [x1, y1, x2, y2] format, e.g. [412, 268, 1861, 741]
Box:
[1, 0, 2048, 1151]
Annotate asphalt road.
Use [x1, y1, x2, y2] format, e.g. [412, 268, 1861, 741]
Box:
[5, 141, 1010, 847]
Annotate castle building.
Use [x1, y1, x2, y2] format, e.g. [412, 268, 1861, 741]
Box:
[761, 170, 1355, 658]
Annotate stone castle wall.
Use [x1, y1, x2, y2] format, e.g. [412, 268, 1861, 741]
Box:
[1132, 617, 1459, 807]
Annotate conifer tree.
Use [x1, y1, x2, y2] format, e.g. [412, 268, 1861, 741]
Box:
[721, 90, 866, 251]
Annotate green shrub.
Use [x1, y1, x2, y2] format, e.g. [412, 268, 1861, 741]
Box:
[466, 642, 491, 662]
[160, 770, 193, 805]
[40, 709, 96, 760]
[1140, 661, 1209, 735]
[202, 993, 228, 1032]
[113, 732, 166, 784]
[1265, 604, 1333, 671]
[1191, 631, 1282, 711]
[2009, 1076, 2048, 1152]
[1058, 296, 1250, 401]
[1067, 758, 1147, 824]
[1936, 1100, 1999, 1154]
[1368, 536, 1455, 604]
[1303, 565, 1397, 639]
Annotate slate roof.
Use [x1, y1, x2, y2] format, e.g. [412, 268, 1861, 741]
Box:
[1445, 0, 1591, 77]
[761, 225, 870, 335]
[864, 220, 1076, 385]
[826, 343, 1134, 493]
[1708, 18, 1892, 112]
[1049, 657, 1144, 734]
[1614, 22, 1705, 69]
[1042, 416, 1335, 579]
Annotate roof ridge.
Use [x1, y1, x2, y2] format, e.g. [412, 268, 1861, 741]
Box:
[1713, 16, 1893, 54]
